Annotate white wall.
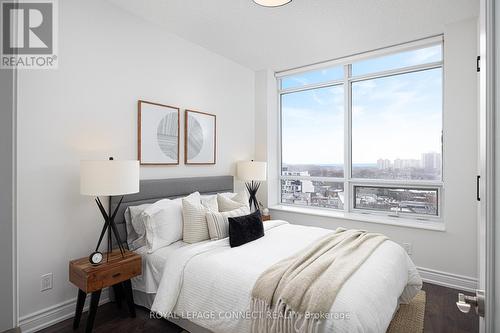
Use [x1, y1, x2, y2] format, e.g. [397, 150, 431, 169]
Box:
[254, 70, 278, 207]
[16, 0, 255, 320]
[261, 18, 479, 282]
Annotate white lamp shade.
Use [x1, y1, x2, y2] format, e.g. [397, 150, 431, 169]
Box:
[237, 161, 267, 182]
[80, 160, 140, 196]
[253, 0, 291, 7]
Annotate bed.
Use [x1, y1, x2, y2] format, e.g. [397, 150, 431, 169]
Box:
[111, 176, 422, 333]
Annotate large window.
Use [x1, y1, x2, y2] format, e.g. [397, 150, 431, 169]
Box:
[282, 85, 344, 176]
[279, 37, 443, 220]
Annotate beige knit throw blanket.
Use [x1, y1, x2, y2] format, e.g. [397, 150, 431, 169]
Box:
[250, 228, 388, 333]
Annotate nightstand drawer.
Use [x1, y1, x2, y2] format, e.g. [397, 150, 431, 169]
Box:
[70, 251, 141, 293]
[87, 260, 141, 292]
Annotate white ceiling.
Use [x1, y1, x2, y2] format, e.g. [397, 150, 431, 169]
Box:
[107, 0, 478, 71]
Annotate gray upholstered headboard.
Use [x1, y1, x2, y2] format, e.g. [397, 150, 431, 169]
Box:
[110, 175, 234, 248]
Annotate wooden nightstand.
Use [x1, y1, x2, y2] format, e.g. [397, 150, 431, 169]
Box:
[69, 250, 141, 333]
[262, 214, 271, 221]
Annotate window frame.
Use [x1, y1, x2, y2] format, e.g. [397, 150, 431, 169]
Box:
[351, 184, 441, 219]
[277, 36, 444, 222]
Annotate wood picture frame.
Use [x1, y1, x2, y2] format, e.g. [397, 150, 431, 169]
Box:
[184, 110, 216, 165]
[138, 100, 180, 165]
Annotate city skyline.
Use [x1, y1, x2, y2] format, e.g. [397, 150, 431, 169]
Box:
[282, 151, 442, 168]
[376, 151, 442, 170]
[282, 150, 442, 181]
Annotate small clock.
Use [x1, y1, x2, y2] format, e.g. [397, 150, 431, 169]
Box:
[89, 251, 103, 265]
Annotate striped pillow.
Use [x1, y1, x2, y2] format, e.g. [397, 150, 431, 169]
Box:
[206, 206, 250, 240]
[182, 192, 210, 244]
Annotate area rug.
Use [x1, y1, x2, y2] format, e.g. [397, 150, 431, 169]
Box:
[387, 290, 426, 333]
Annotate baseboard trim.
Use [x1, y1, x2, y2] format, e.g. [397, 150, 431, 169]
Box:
[18, 288, 109, 333]
[417, 267, 478, 292]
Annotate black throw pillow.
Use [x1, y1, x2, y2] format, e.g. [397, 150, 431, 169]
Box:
[228, 210, 265, 248]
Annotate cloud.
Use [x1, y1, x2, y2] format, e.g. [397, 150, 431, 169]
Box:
[351, 69, 442, 162]
[311, 86, 343, 106]
[407, 44, 441, 64]
[282, 67, 442, 164]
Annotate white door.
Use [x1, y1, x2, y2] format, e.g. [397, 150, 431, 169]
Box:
[457, 0, 496, 332]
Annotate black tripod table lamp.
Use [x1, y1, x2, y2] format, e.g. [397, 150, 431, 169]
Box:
[237, 160, 267, 212]
[80, 157, 139, 264]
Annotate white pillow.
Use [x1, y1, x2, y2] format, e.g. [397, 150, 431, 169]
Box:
[217, 191, 249, 212]
[217, 192, 237, 199]
[201, 195, 219, 212]
[141, 198, 183, 253]
[206, 206, 251, 240]
[129, 205, 149, 237]
[218, 191, 249, 202]
[232, 191, 250, 205]
[182, 192, 213, 243]
[124, 204, 151, 250]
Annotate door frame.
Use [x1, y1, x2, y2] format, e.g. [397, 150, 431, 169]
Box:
[478, 0, 495, 332]
[0, 63, 18, 330]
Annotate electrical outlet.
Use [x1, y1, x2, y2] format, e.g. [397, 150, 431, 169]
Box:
[402, 243, 412, 255]
[41, 273, 53, 292]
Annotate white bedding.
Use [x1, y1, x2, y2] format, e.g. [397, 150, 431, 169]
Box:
[147, 220, 421, 333]
[132, 240, 188, 294]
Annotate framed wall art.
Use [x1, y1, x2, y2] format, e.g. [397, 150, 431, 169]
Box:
[138, 100, 180, 165]
[184, 110, 216, 165]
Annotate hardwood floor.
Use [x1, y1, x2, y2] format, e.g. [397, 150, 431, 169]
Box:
[422, 283, 478, 333]
[38, 302, 184, 333]
[39, 283, 478, 333]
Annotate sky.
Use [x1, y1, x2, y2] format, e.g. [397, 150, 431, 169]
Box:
[281, 44, 442, 165]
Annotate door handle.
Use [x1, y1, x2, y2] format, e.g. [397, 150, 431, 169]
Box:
[456, 293, 472, 313]
[456, 290, 485, 317]
[476, 175, 481, 201]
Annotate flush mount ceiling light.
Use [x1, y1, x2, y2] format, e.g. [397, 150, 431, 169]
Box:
[253, 0, 292, 7]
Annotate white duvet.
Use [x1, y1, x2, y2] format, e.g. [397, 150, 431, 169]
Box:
[150, 220, 422, 333]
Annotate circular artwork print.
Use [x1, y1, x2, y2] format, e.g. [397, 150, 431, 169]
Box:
[187, 117, 203, 160]
[156, 112, 178, 160]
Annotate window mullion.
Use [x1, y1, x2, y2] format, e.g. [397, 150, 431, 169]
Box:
[344, 64, 351, 213]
